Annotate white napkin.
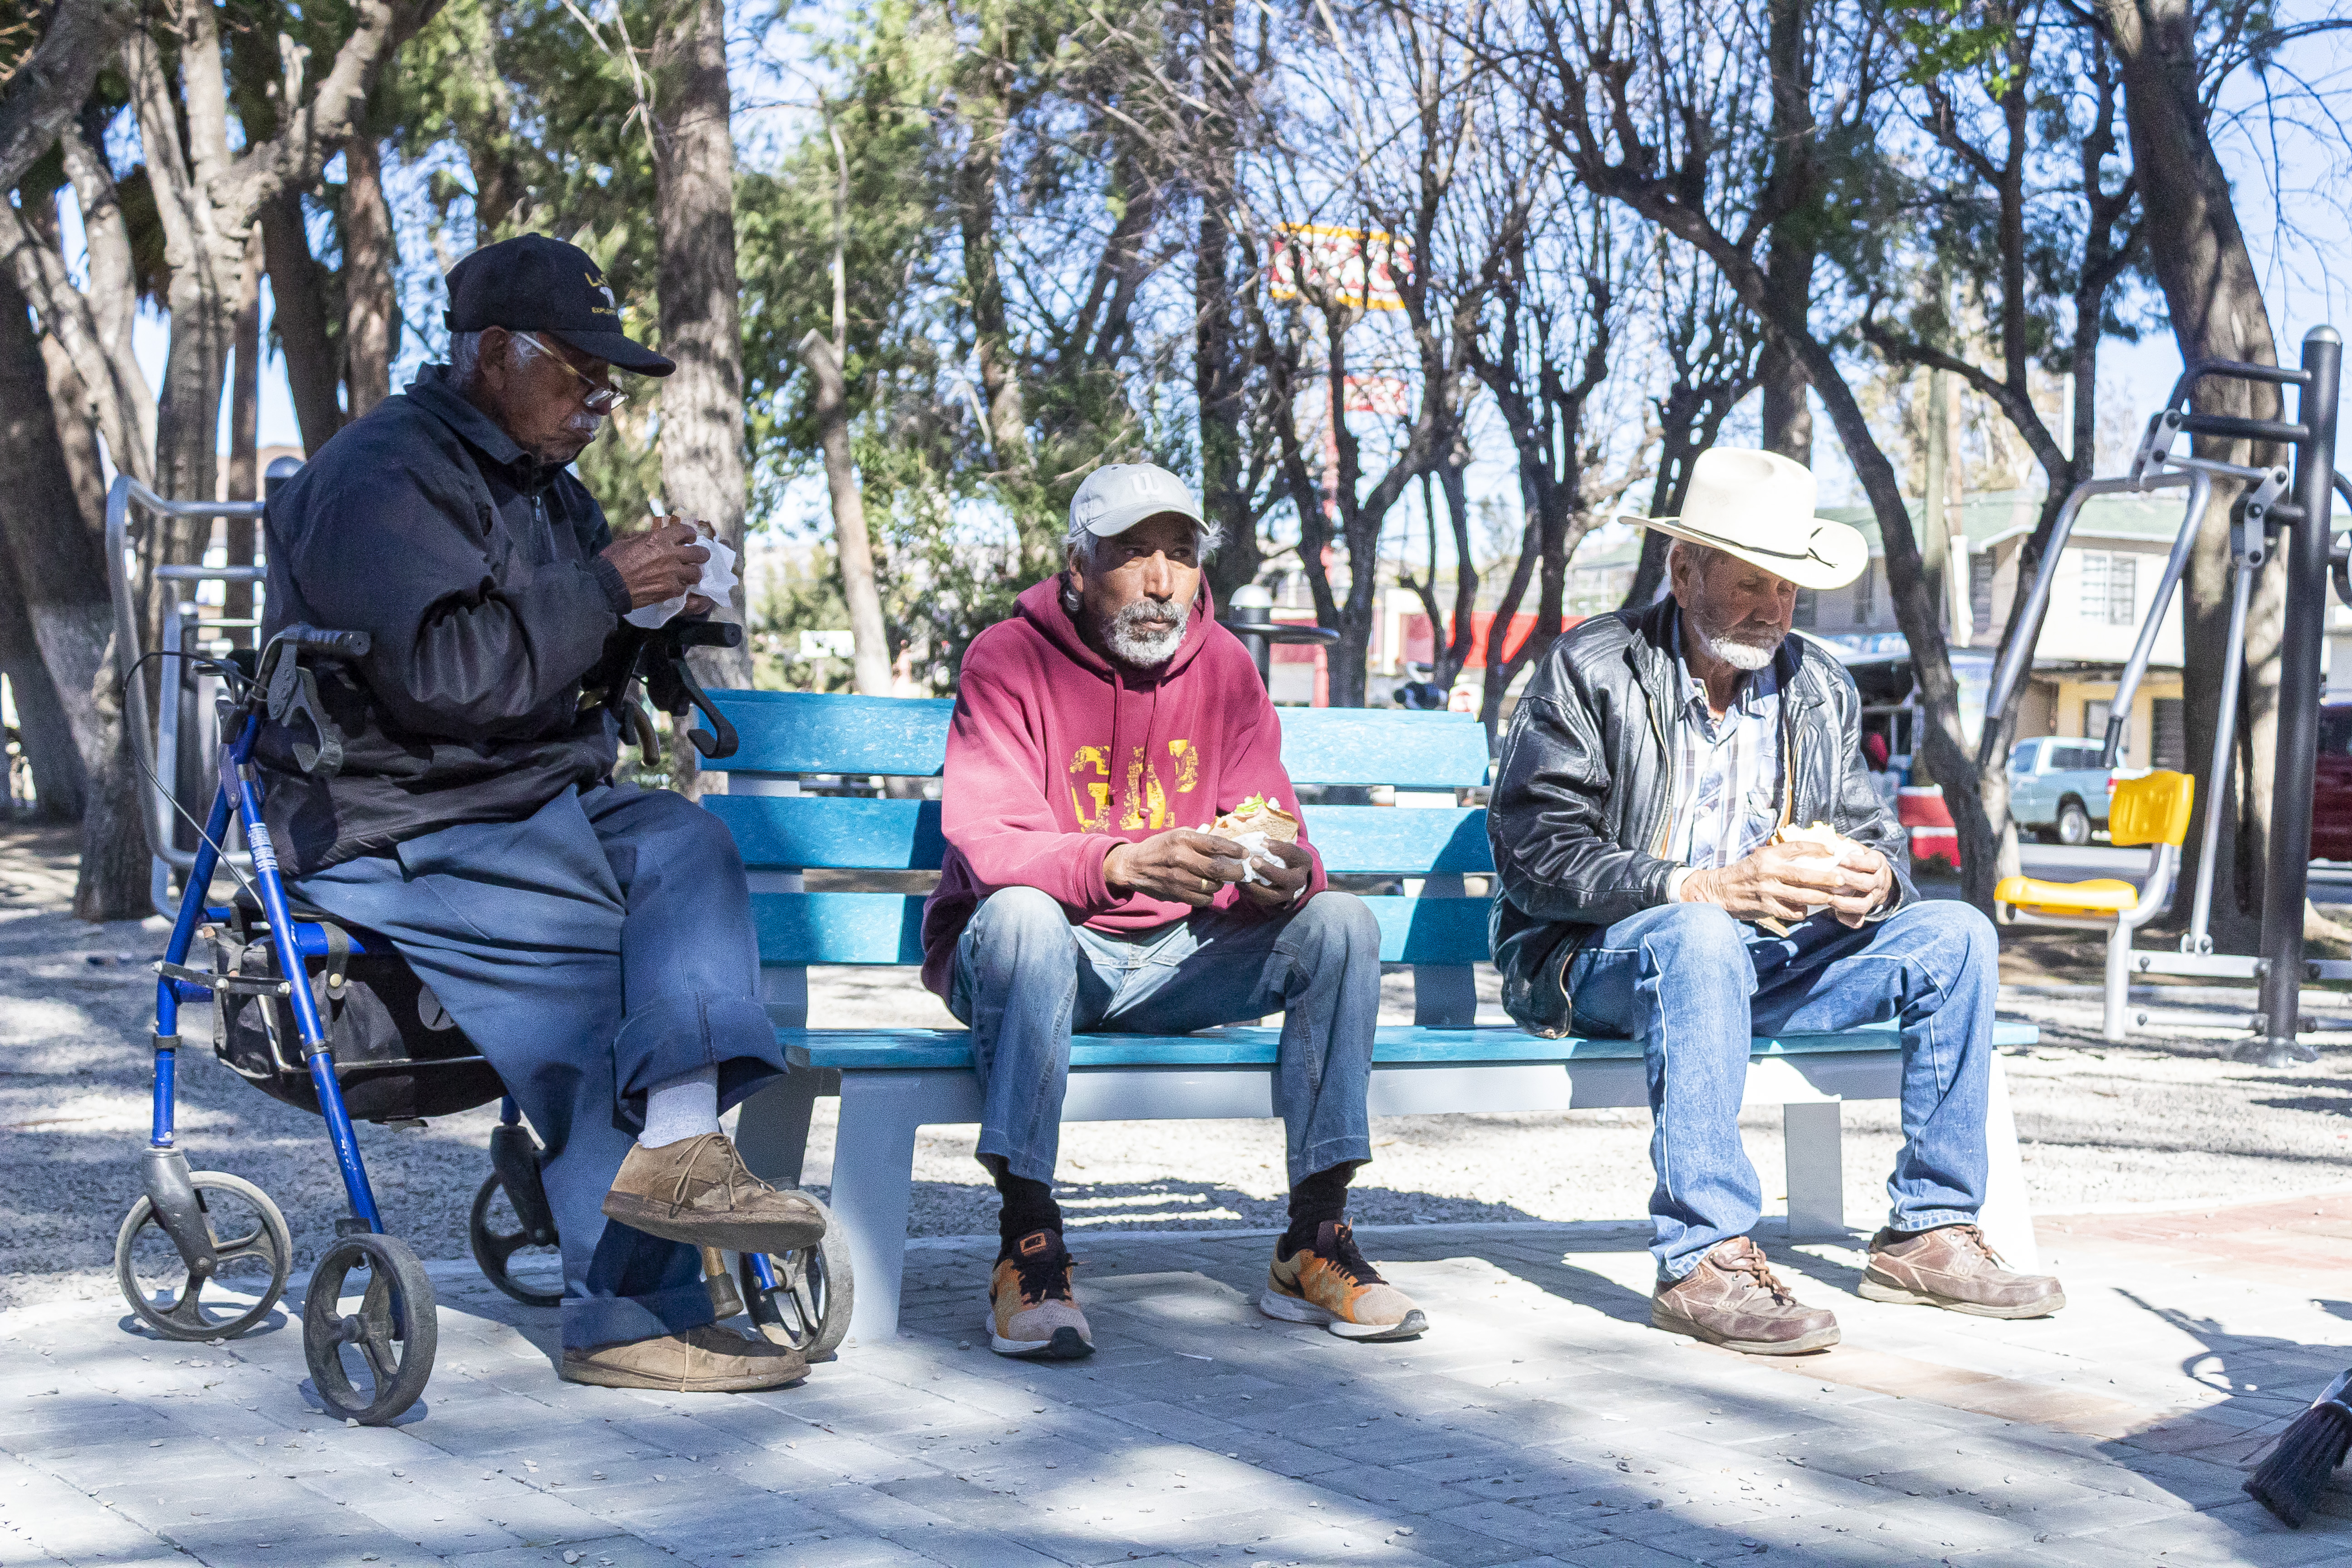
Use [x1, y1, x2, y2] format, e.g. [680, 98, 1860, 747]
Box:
[1222, 828, 1283, 885]
[625, 532, 739, 629]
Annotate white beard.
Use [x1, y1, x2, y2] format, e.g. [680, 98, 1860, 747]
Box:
[1689, 609, 1782, 671]
[1104, 600, 1187, 666]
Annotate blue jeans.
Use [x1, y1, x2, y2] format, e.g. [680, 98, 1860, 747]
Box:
[1566, 900, 1997, 1280]
[296, 784, 785, 1349]
[946, 887, 1381, 1189]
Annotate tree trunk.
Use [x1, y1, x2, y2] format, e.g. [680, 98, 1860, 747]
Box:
[0, 266, 140, 910]
[2097, 0, 2283, 951]
[1193, 0, 1259, 609]
[260, 190, 347, 453]
[954, 41, 1029, 470]
[341, 129, 397, 417]
[225, 227, 262, 638]
[801, 332, 893, 697]
[651, 0, 752, 701]
[1756, 0, 1814, 463]
[0, 569, 87, 819]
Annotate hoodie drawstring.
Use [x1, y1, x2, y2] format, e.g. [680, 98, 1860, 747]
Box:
[1107, 666, 1125, 836]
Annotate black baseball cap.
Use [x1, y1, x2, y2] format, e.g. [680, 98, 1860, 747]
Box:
[443, 234, 675, 377]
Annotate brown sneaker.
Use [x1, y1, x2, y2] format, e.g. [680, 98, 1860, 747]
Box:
[1651, 1235, 1840, 1355]
[602, 1132, 828, 1254]
[987, 1230, 1093, 1360]
[1859, 1224, 2065, 1318]
[1260, 1221, 1427, 1341]
[560, 1322, 808, 1391]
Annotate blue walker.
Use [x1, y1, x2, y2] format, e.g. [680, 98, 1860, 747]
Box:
[104, 473, 844, 1425]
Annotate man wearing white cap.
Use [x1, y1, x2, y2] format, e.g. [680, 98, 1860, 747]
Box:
[920, 464, 1427, 1359]
[1487, 448, 2064, 1355]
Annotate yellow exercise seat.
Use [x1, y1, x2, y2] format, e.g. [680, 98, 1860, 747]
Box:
[1994, 769, 2195, 1043]
[1991, 877, 2139, 917]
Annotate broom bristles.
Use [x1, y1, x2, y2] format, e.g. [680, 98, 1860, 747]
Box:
[2245, 1387, 2352, 1529]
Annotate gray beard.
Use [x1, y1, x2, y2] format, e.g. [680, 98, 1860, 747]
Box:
[1104, 600, 1187, 667]
[1689, 609, 1781, 672]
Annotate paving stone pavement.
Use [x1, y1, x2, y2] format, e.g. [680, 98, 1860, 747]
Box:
[6, 1197, 2352, 1568]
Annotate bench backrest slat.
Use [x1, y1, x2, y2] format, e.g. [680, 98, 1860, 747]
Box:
[706, 692, 954, 777]
[752, 891, 1491, 967]
[702, 691, 1491, 791]
[1272, 708, 1490, 789]
[707, 795, 1494, 877]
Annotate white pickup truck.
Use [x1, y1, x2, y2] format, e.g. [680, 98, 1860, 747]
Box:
[2006, 736, 2145, 845]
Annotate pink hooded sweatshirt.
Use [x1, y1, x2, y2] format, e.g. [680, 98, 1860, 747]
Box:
[919, 576, 1328, 995]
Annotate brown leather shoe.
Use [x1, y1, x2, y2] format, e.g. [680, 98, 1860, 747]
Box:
[1651, 1235, 1840, 1355]
[602, 1132, 828, 1253]
[1859, 1224, 2065, 1318]
[561, 1322, 808, 1392]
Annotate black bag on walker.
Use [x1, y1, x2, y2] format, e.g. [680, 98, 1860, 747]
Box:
[211, 920, 503, 1122]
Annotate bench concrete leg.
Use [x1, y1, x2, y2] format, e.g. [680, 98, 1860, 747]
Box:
[1975, 1054, 2040, 1274]
[831, 1074, 926, 1347]
[733, 1066, 830, 1188]
[1783, 1101, 1845, 1240]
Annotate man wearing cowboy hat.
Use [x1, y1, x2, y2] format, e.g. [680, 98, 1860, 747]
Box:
[1487, 448, 2064, 1355]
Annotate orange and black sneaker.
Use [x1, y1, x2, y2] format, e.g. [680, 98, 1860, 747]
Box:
[987, 1229, 1094, 1360]
[1259, 1220, 1426, 1341]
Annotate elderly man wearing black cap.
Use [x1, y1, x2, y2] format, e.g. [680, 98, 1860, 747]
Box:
[258, 234, 822, 1393]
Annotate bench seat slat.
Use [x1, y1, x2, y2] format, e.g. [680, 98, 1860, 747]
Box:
[780, 1019, 2040, 1071]
[753, 891, 1492, 966]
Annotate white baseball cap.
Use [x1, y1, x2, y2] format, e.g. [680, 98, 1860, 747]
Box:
[1068, 463, 1204, 539]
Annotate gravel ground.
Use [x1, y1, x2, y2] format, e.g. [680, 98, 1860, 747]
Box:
[7, 818, 2350, 1314]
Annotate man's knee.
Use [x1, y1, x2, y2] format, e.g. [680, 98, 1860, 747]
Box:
[1900, 900, 1999, 968]
[1286, 889, 1382, 963]
[974, 885, 1073, 941]
[1645, 901, 1747, 964]
[641, 790, 747, 877]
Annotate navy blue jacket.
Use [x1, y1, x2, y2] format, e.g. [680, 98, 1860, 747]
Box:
[258, 366, 635, 875]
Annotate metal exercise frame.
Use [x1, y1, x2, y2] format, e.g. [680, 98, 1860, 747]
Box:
[106, 470, 291, 918]
[1982, 326, 2344, 1067]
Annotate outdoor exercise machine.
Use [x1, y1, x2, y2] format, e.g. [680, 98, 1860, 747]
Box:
[1983, 325, 2344, 1068]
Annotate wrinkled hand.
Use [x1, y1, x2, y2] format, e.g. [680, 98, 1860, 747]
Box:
[1822, 841, 1895, 928]
[1683, 840, 1888, 927]
[1103, 829, 1249, 907]
[599, 518, 711, 611]
[1226, 837, 1312, 909]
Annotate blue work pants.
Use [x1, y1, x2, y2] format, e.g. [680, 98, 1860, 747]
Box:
[1565, 900, 1998, 1281]
[946, 887, 1382, 1189]
[296, 783, 784, 1349]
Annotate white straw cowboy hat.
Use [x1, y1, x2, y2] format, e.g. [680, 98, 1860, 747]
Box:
[1633, 448, 1869, 591]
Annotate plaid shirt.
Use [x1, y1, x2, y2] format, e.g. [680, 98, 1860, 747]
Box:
[1666, 619, 1785, 872]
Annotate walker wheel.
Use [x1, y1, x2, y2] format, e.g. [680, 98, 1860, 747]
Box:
[738, 1194, 853, 1361]
[114, 1172, 291, 1341]
[469, 1171, 563, 1308]
[302, 1232, 436, 1425]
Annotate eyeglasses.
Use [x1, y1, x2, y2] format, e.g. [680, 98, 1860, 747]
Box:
[514, 331, 628, 413]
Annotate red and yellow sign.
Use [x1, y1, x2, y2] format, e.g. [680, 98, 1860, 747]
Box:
[1267, 223, 1412, 311]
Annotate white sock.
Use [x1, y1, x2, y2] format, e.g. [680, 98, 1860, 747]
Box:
[639, 1065, 720, 1147]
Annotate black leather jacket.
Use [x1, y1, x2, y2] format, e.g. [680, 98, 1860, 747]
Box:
[1486, 599, 1916, 1036]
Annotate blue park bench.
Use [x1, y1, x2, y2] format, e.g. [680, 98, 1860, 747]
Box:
[693, 694, 2041, 1344]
